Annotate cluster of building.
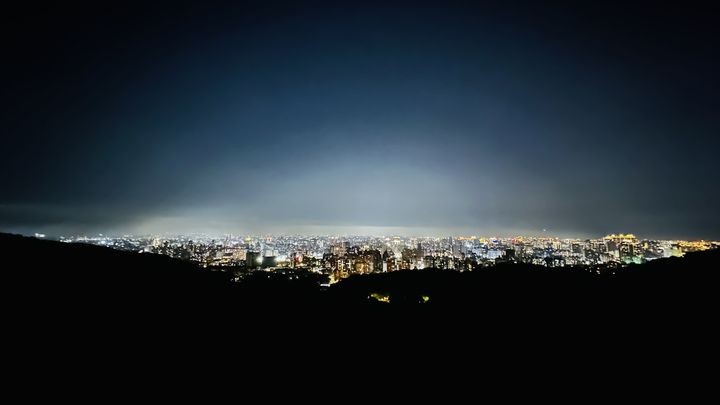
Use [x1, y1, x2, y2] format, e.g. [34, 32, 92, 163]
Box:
[57, 233, 718, 283]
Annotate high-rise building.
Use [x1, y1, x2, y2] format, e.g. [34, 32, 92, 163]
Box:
[246, 251, 260, 268]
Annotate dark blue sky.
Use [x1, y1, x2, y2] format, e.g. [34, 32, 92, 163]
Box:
[2, 1, 719, 238]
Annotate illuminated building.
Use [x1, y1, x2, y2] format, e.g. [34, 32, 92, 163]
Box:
[246, 251, 260, 268]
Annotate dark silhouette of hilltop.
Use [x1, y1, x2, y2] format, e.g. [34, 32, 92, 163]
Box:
[0, 233, 237, 323]
[4, 231, 720, 375]
[331, 250, 720, 310]
[0, 233, 231, 290]
[3, 232, 719, 323]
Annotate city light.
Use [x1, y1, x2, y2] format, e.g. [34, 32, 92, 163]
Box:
[53, 232, 718, 284]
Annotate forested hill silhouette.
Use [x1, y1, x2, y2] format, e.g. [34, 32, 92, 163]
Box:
[2, 232, 719, 321]
[0, 233, 239, 322]
[331, 249, 720, 310]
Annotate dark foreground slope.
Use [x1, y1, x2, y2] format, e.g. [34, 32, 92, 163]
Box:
[332, 250, 720, 310]
[0, 233, 333, 321]
[1, 233, 235, 312]
[2, 232, 719, 324]
[3, 232, 720, 376]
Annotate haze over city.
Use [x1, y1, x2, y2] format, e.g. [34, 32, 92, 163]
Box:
[2, 1, 718, 239]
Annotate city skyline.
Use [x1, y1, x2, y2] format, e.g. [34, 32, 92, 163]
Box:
[50, 232, 718, 284]
[3, 1, 719, 239]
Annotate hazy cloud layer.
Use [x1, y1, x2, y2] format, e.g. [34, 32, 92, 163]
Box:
[2, 1, 719, 238]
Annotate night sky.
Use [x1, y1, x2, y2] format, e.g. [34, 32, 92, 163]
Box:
[2, 1, 719, 238]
